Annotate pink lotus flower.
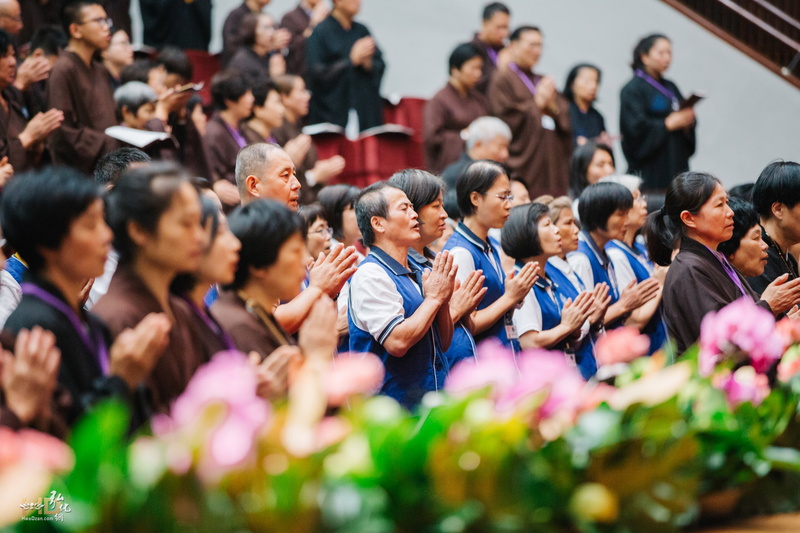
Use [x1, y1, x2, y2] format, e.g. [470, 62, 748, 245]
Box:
[778, 346, 800, 383]
[699, 298, 783, 376]
[712, 366, 770, 410]
[594, 327, 651, 366]
[445, 339, 519, 399]
[775, 317, 800, 346]
[153, 351, 271, 483]
[325, 352, 385, 406]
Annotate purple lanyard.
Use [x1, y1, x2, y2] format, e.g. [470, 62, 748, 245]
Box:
[20, 283, 109, 374]
[485, 45, 499, 65]
[182, 296, 237, 352]
[705, 247, 748, 298]
[634, 69, 679, 109]
[508, 62, 537, 96]
[225, 122, 248, 149]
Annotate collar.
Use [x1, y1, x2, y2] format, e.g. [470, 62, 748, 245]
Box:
[370, 245, 415, 276]
[517, 260, 551, 290]
[579, 230, 609, 267]
[408, 247, 434, 268]
[457, 221, 492, 254]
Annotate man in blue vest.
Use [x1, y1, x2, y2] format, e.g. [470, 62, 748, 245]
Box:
[348, 181, 457, 408]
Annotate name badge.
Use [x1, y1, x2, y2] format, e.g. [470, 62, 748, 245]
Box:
[541, 115, 556, 131]
[504, 314, 518, 340]
[566, 351, 577, 367]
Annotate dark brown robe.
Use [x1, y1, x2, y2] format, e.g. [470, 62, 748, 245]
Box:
[221, 3, 256, 67]
[423, 82, 488, 174]
[19, 0, 64, 46]
[469, 34, 501, 96]
[227, 47, 271, 84]
[272, 118, 320, 204]
[46, 51, 120, 175]
[0, 88, 40, 172]
[488, 64, 572, 199]
[280, 4, 311, 78]
[211, 290, 293, 361]
[663, 237, 771, 354]
[92, 266, 207, 414]
[203, 113, 244, 185]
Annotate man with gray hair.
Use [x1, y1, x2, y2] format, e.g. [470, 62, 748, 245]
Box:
[440, 115, 510, 191]
[348, 181, 457, 408]
[235, 142, 302, 210]
[235, 142, 359, 336]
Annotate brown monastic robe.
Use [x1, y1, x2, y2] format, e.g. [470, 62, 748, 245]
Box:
[46, 51, 120, 175]
[0, 88, 40, 172]
[203, 113, 244, 185]
[488, 63, 572, 199]
[423, 82, 488, 174]
[469, 35, 501, 96]
[211, 290, 293, 361]
[280, 4, 311, 78]
[92, 266, 207, 414]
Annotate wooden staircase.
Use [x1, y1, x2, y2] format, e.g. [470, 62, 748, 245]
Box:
[660, 0, 800, 90]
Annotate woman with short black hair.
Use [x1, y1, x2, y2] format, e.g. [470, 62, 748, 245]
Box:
[93, 163, 207, 413]
[645, 172, 800, 352]
[563, 63, 609, 147]
[2, 167, 170, 429]
[502, 203, 594, 368]
[424, 42, 489, 173]
[443, 160, 539, 353]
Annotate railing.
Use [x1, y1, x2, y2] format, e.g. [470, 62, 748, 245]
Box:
[661, 0, 800, 89]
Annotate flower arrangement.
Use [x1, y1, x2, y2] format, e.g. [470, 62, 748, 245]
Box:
[6, 298, 800, 532]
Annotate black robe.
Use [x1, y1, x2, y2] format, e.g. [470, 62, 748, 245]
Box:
[620, 75, 696, 192]
[662, 237, 770, 354]
[746, 227, 799, 296]
[305, 15, 385, 130]
[281, 4, 311, 78]
[140, 0, 212, 50]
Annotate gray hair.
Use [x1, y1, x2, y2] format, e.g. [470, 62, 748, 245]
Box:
[114, 81, 157, 113]
[234, 142, 285, 199]
[600, 174, 642, 195]
[464, 116, 512, 150]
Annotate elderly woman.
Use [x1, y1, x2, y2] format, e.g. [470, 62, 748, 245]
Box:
[645, 172, 800, 353]
[424, 42, 489, 173]
[718, 196, 769, 278]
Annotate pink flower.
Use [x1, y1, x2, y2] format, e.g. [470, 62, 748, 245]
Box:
[325, 352, 385, 406]
[778, 346, 800, 383]
[776, 317, 800, 346]
[594, 327, 651, 366]
[154, 351, 271, 482]
[445, 339, 519, 398]
[712, 366, 770, 410]
[699, 298, 783, 376]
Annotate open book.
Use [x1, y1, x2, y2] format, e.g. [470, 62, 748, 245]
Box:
[104, 126, 173, 148]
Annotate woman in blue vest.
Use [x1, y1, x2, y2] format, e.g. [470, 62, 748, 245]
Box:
[502, 202, 595, 361]
[602, 175, 668, 355]
[388, 169, 487, 367]
[443, 160, 539, 357]
[568, 182, 659, 330]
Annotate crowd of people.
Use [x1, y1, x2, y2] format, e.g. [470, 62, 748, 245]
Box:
[0, 0, 796, 441]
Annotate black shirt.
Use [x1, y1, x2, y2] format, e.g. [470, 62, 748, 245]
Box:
[746, 228, 799, 296]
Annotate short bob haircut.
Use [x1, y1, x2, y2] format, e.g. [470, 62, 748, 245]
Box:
[318, 184, 360, 241]
[569, 141, 615, 199]
[448, 42, 482, 74]
[114, 81, 158, 117]
[105, 162, 198, 265]
[718, 196, 760, 257]
[751, 160, 800, 219]
[563, 63, 601, 103]
[251, 78, 279, 108]
[631, 33, 669, 72]
[226, 199, 302, 291]
[457, 160, 507, 217]
[355, 182, 398, 248]
[387, 168, 444, 212]
[299, 203, 328, 235]
[643, 171, 721, 266]
[578, 182, 633, 233]
[211, 69, 252, 111]
[1, 166, 101, 274]
[170, 195, 224, 295]
[501, 202, 550, 261]
[239, 12, 273, 48]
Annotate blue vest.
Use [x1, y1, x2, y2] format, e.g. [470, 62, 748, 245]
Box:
[348, 247, 448, 409]
[544, 261, 597, 379]
[519, 261, 568, 353]
[442, 222, 520, 355]
[408, 248, 478, 368]
[606, 240, 668, 355]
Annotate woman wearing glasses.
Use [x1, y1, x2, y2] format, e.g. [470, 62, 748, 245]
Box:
[442, 160, 539, 355]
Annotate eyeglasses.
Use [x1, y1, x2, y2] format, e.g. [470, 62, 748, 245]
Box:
[308, 227, 333, 238]
[80, 17, 113, 28]
[490, 192, 515, 203]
